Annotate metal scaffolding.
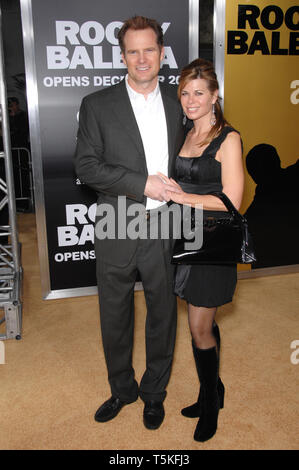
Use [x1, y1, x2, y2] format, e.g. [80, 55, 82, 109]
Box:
[0, 6, 22, 340]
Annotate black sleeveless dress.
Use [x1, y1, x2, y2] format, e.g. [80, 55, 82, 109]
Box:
[173, 126, 238, 308]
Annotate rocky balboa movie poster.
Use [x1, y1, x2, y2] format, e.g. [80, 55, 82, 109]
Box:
[225, 1, 299, 272]
[21, 0, 191, 298]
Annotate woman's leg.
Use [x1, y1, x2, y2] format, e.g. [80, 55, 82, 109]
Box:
[187, 304, 221, 442]
[188, 304, 217, 349]
[181, 305, 225, 419]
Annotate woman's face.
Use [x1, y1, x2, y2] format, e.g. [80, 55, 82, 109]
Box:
[180, 78, 218, 123]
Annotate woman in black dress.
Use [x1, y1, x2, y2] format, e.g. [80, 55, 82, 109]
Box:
[159, 59, 244, 442]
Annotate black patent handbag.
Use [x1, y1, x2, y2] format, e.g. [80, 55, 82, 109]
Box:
[171, 192, 256, 265]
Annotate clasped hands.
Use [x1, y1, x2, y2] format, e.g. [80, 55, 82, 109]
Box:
[144, 172, 186, 204]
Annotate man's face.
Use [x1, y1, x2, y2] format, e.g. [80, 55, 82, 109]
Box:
[121, 28, 164, 93]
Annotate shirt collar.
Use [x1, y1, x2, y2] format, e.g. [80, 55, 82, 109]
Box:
[125, 74, 160, 101]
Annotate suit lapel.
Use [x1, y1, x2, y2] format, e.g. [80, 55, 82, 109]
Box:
[111, 80, 181, 177]
[160, 84, 180, 176]
[111, 80, 146, 160]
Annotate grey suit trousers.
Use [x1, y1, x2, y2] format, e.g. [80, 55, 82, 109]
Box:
[96, 206, 177, 403]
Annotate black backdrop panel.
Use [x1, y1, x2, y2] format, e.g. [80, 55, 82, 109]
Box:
[22, 0, 191, 295]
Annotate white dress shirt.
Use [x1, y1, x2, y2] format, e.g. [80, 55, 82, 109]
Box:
[125, 75, 169, 210]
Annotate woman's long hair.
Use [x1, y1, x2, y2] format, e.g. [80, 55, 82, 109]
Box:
[178, 58, 230, 147]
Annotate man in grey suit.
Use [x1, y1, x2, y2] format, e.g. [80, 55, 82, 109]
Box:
[75, 16, 184, 430]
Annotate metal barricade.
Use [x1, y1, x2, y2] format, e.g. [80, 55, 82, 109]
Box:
[0, 6, 22, 340]
[12, 147, 34, 212]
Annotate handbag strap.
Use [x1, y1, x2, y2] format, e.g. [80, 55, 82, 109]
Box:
[209, 192, 247, 224]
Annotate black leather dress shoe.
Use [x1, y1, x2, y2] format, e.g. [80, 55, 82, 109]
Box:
[94, 396, 126, 422]
[143, 401, 165, 430]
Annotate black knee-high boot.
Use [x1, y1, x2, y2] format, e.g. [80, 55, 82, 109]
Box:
[193, 346, 220, 442]
[181, 322, 225, 418]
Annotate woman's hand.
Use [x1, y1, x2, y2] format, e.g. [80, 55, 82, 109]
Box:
[157, 172, 187, 204]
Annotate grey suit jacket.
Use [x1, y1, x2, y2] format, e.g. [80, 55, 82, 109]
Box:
[75, 78, 184, 266]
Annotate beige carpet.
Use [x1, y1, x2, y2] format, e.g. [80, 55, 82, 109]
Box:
[0, 213, 298, 450]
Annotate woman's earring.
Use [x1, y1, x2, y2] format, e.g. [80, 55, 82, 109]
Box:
[183, 113, 187, 126]
[210, 104, 216, 126]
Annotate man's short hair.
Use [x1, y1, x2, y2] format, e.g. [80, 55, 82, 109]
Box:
[117, 15, 164, 54]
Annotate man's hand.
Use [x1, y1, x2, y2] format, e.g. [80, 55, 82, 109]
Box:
[157, 173, 187, 204]
[144, 174, 181, 202]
